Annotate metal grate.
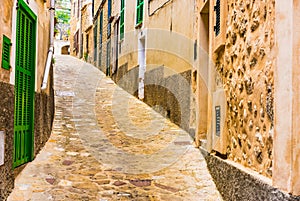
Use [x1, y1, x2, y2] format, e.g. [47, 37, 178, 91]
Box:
[214, 0, 221, 36]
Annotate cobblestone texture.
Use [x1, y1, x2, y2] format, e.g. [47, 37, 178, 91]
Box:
[7, 55, 222, 201]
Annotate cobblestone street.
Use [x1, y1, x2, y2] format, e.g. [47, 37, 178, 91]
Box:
[8, 55, 222, 201]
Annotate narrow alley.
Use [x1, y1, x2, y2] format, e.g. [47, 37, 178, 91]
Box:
[7, 55, 222, 201]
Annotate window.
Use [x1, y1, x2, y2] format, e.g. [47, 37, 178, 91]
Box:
[2, 35, 11, 70]
[77, 0, 80, 18]
[73, 2, 75, 16]
[86, 34, 89, 53]
[107, 0, 112, 37]
[94, 19, 98, 62]
[92, 0, 94, 17]
[214, 0, 220, 36]
[99, 10, 103, 46]
[120, 0, 125, 39]
[108, 0, 111, 18]
[213, 0, 227, 52]
[136, 0, 144, 25]
[99, 10, 103, 66]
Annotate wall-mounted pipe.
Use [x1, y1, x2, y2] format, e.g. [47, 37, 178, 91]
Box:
[41, 0, 55, 90]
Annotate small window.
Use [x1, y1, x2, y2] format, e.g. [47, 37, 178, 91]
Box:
[136, 0, 144, 25]
[120, 0, 125, 40]
[107, 0, 112, 38]
[2, 35, 11, 70]
[212, 0, 227, 52]
[214, 0, 220, 36]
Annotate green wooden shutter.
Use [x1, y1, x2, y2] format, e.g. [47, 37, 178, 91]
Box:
[2, 35, 12, 70]
[136, 0, 144, 25]
[98, 10, 103, 67]
[14, 0, 36, 168]
[94, 19, 98, 62]
[120, 0, 125, 39]
[214, 0, 221, 36]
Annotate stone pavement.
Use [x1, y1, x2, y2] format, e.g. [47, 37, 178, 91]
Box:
[7, 55, 222, 201]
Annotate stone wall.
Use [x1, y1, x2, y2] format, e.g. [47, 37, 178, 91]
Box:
[144, 67, 192, 133]
[203, 150, 300, 201]
[0, 82, 14, 201]
[0, 66, 54, 200]
[112, 63, 139, 95]
[214, 0, 275, 177]
[34, 65, 55, 155]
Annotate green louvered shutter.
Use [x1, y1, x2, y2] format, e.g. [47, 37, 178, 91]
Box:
[120, 0, 125, 39]
[14, 0, 36, 168]
[136, 0, 144, 25]
[2, 35, 12, 70]
[94, 18, 98, 62]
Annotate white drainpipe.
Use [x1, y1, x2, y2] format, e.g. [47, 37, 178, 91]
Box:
[41, 0, 55, 90]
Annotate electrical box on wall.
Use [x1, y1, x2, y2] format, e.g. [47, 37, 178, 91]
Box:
[212, 89, 227, 154]
[0, 131, 4, 166]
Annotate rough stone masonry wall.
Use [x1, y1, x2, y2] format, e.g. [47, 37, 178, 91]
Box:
[0, 66, 54, 201]
[0, 82, 14, 201]
[99, 0, 110, 74]
[215, 0, 275, 177]
[34, 65, 55, 156]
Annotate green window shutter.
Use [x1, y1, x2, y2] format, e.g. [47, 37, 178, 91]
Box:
[136, 0, 144, 25]
[214, 0, 221, 36]
[120, 0, 125, 39]
[94, 19, 98, 62]
[2, 35, 12, 70]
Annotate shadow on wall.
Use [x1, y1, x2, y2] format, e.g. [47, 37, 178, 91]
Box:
[112, 64, 193, 136]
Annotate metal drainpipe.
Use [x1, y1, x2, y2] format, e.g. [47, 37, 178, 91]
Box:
[41, 0, 55, 91]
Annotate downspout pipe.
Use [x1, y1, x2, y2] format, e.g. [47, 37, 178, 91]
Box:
[41, 0, 55, 90]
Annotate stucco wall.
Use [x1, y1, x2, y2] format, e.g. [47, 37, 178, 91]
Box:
[214, 0, 275, 177]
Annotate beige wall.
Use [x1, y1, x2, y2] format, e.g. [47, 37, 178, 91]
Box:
[118, 0, 194, 73]
[36, 0, 51, 93]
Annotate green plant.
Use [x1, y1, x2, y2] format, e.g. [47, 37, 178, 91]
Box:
[84, 52, 88, 61]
